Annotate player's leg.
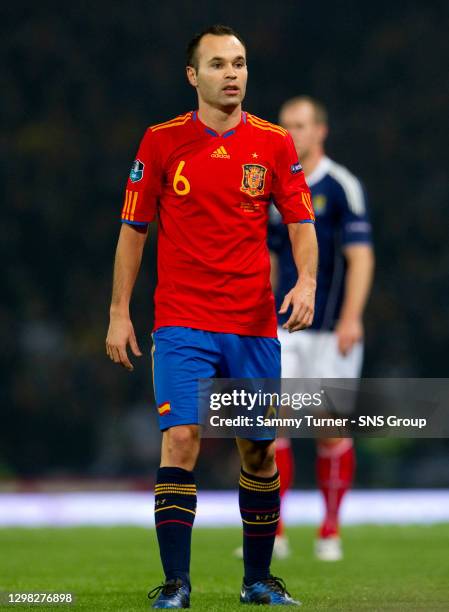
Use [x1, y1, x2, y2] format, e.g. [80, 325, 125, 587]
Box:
[154, 425, 200, 593]
[149, 327, 219, 608]
[315, 437, 355, 561]
[236, 437, 299, 605]
[233, 437, 292, 559]
[233, 330, 296, 559]
[313, 333, 363, 561]
[237, 436, 280, 580]
[226, 334, 300, 605]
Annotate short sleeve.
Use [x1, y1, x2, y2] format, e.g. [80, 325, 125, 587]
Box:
[335, 174, 372, 246]
[120, 128, 162, 225]
[271, 133, 315, 225]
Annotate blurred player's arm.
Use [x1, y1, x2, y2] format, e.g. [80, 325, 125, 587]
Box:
[336, 243, 375, 355]
[106, 223, 148, 371]
[279, 222, 318, 333]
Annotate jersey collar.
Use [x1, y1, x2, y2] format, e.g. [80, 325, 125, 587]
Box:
[192, 110, 247, 138]
[306, 156, 332, 187]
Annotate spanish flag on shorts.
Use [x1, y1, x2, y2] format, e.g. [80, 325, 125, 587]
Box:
[158, 402, 171, 416]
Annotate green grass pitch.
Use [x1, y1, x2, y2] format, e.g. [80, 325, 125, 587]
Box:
[0, 525, 448, 611]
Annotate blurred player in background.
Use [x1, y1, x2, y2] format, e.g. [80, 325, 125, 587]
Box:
[269, 97, 375, 561]
[106, 28, 318, 607]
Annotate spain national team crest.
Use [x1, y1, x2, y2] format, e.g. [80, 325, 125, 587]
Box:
[240, 164, 267, 197]
[130, 159, 144, 182]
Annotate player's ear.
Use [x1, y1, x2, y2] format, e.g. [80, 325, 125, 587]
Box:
[318, 123, 328, 144]
[186, 65, 198, 87]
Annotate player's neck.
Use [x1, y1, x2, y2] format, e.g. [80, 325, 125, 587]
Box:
[302, 149, 325, 178]
[197, 104, 242, 135]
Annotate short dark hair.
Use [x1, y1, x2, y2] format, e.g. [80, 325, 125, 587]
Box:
[186, 25, 246, 70]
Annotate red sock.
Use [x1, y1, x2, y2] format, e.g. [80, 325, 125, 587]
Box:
[275, 438, 295, 536]
[316, 439, 355, 538]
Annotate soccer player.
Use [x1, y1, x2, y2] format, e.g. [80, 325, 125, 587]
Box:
[268, 96, 375, 561]
[106, 26, 318, 607]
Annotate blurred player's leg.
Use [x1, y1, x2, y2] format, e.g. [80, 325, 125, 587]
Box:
[313, 334, 362, 560]
[315, 438, 355, 560]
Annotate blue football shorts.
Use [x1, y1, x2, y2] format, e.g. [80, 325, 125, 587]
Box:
[152, 326, 281, 432]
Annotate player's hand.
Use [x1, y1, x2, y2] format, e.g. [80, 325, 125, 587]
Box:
[279, 278, 316, 333]
[335, 317, 363, 356]
[106, 312, 142, 371]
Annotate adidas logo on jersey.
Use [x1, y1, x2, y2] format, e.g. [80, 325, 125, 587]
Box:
[211, 146, 230, 159]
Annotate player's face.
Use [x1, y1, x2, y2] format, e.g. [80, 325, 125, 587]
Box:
[187, 35, 247, 110]
[280, 102, 327, 161]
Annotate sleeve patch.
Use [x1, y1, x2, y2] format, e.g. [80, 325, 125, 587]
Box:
[290, 161, 303, 174]
[130, 159, 145, 182]
[345, 221, 372, 233]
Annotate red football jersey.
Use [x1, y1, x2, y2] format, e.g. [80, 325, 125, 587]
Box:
[121, 111, 315, 337]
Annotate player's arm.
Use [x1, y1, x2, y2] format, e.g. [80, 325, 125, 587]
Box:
[106, 127, 161, 370]
[336, 243, 375, 355]
[279, 222, 318, 332]
[335, 176, 374, 355]
[271, 133, 318, 332]
[269, 251, 279, 293]
[106, 224, 148, 371]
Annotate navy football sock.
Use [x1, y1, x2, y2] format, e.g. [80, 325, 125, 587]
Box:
[239, 468, 281, 585]
[154, 467, 197, 586]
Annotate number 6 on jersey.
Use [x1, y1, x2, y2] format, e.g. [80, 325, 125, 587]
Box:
[173, 161, 190, 196]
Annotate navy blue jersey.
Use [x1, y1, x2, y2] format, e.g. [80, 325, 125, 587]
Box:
[268, 156, 372, 330]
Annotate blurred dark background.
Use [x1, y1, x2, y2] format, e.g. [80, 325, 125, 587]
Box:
[1, 1, 448, 487]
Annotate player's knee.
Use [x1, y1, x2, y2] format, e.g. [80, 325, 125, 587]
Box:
[162, 425, 200, 469]
[318, 437, 352, 448]
[241, 440, 276, 476]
